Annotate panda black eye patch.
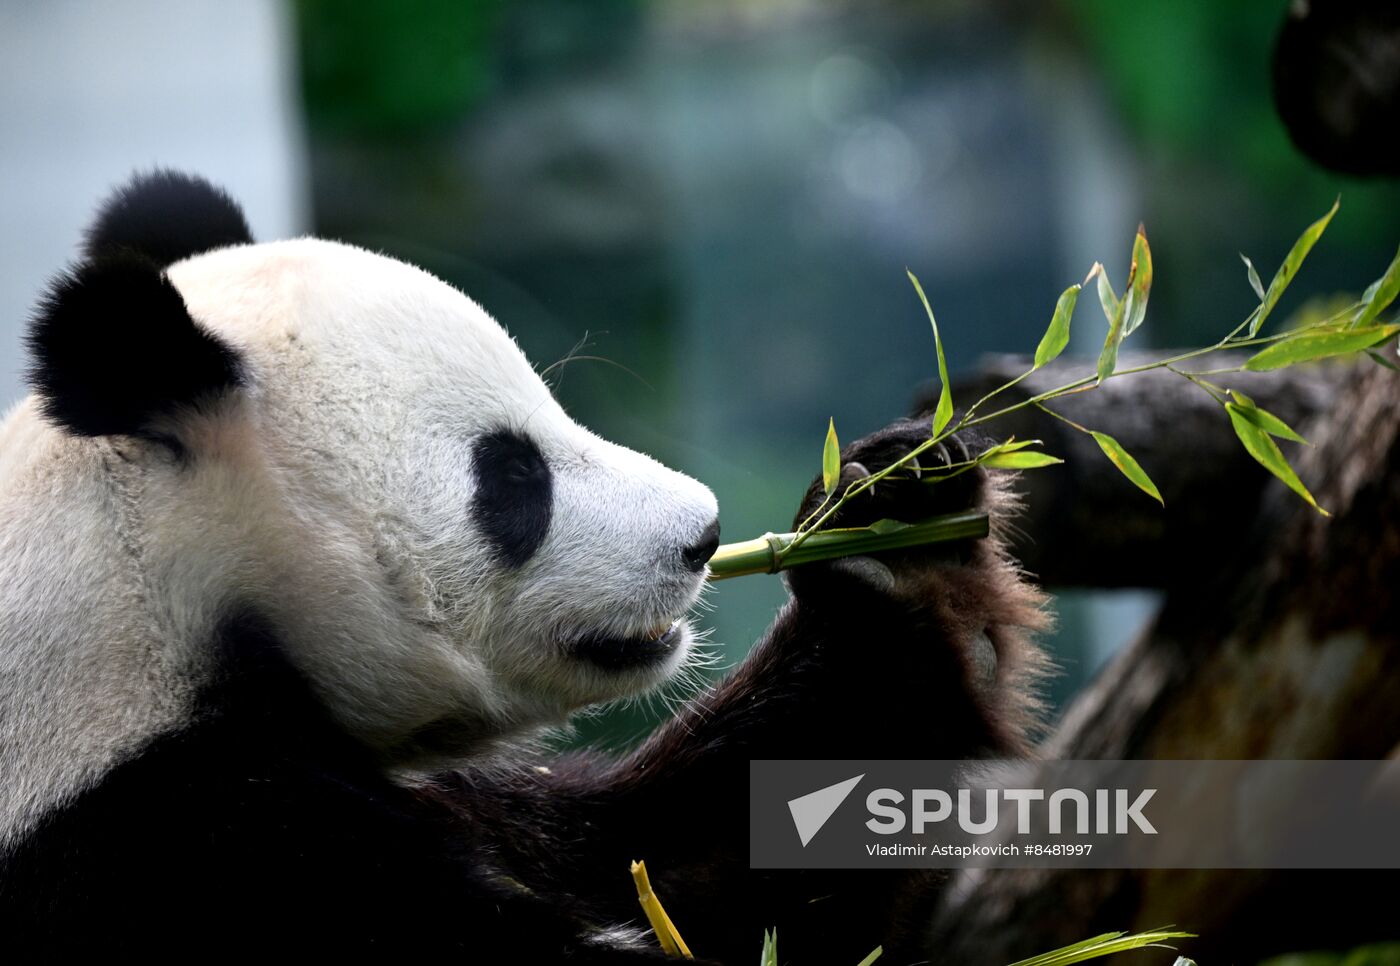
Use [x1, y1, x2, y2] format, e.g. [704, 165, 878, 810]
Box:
[470, 429, 553, 568]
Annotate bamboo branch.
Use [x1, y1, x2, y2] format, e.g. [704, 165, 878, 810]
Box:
[707, 512, 989, 581]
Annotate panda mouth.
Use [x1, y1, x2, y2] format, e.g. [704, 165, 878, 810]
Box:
[570, 619, 684, 671]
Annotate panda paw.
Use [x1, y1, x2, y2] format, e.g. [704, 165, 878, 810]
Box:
[790, 416, 982, 532]
[786, 417, 985, 599]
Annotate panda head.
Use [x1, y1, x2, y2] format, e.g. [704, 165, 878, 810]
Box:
[25, 171, 720, 764]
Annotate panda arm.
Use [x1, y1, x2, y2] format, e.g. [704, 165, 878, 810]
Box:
[424, 420, 1049, 962]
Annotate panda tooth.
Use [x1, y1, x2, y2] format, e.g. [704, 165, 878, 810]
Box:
[645, 619, 677, 642]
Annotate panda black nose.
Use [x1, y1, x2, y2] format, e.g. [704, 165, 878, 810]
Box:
[680, 518, 721, 573]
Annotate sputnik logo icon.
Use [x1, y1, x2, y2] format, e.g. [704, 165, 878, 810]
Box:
[786, 774, 864, 847]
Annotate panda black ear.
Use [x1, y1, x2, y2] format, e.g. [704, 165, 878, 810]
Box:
[27, 253, 244, 439]
[84, 169, 253, 267]
[26, 171, 251, 439]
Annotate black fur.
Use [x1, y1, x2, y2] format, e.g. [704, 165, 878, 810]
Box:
[0, 613, 671, 961]
[25, 171, 251, 440]
[84, 170, 253, 266]
[471, 428, 554, 567]
[26, 252, 243, 438]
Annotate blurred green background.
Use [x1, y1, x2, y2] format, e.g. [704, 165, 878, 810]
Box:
[4, 0, 1398, 749]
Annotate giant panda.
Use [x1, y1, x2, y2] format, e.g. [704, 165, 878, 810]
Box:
[0, 171, 1048, 962]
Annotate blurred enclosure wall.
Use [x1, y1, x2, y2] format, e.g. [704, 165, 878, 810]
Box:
[4, 0, 1399, 746]
[0, 1, 308, 401]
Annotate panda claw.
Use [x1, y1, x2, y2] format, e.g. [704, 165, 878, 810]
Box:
[828, 555, 897, 595]
[967, 628, 998, 691]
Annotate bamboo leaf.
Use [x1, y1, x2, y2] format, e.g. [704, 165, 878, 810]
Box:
[1352, 244, 1400, 328]
[983, 451, 1064, 469]
[1241, 253, 1266, 300]
[1250, 197, 1339, 336]
[1095, 232, 1150, 383]
[1095, 264, 1118, 325]
[1122, 226, 1153, 336]
[761, 929, 778, 966]
[986, 438, 1044, 455]
[1096, 284, 1128, 384]
[822, 418, 841, 497]
[1227, 406, 1329, 516]
[909, 270, 953, 436]
[855, 947, 884, 966]
[1090, 431, 1163, 505]
[1006, 930, 1195, 966]
[1034, 285, 1079, 369]
[1243, 324, 1400, 371]
[1367, 349, 1400, 372]
[1008, 932, 1131, 966]
[1226, 390, 1309, 444]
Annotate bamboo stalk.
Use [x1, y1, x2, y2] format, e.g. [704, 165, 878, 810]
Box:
[706, 511, 990, 581]
[629, 860, 694, 958]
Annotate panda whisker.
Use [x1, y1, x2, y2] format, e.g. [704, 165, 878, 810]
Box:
[541, 331, 652, 394]
[542, 355, 654, 393]
[540, 330, 598, 392]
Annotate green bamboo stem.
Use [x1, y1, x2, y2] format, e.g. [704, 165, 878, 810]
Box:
[706, 511, 989, 581]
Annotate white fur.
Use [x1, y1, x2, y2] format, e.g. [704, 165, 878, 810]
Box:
[0, 238, 717, 845]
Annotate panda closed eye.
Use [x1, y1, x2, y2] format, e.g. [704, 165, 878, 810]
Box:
[470, 429, 553, 569]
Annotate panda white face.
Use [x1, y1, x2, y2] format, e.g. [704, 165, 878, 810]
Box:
[160, 238, 719, 761]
